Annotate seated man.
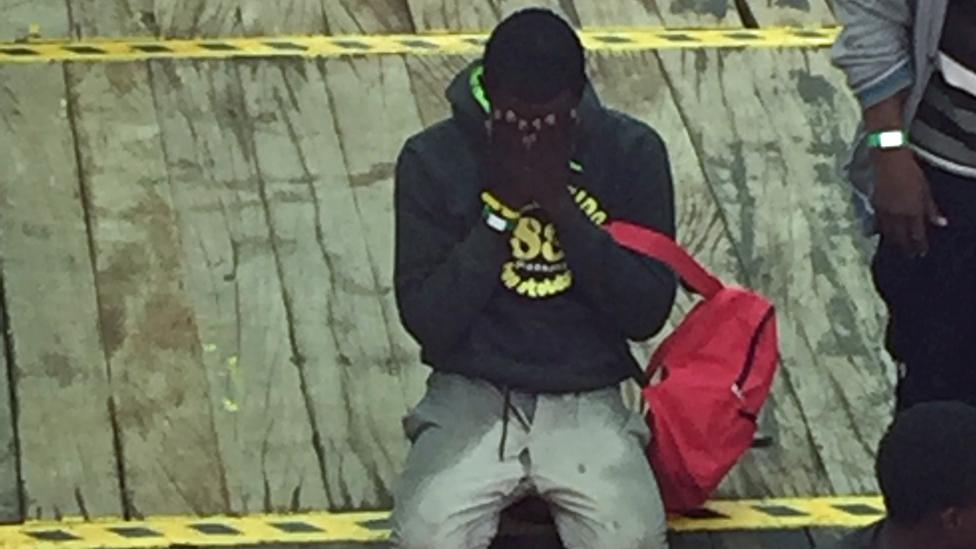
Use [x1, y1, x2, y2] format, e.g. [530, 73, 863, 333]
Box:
[834, 401, 976, 549]
[390, 8, 677, 549]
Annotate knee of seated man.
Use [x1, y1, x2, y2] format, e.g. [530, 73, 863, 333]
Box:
[391, 507, 454, 549]
[392, 492, 492, 549]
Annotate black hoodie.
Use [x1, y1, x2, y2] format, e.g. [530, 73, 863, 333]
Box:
[393, 62, 677, 393]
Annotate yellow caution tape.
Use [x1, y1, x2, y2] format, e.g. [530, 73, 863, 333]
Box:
[0, 27, 840, 64]
[0, 496, 881, 547]
[668, 495, 884, 532]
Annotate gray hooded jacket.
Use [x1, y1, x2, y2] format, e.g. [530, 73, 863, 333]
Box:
[831, 0, 948, 234]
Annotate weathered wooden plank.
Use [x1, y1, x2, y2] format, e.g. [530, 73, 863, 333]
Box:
[572, 0, 666, 29]
[320, 55, 434, 408]
[238, 58, 416, 508]
[149, 0, 241, 38]
[66, 0, 153, 37]
[67, 0, 332, 38]
[0, 302, 17, 523]
[66, 0, 410, 38]
[0, 64, 121, 521]
[406, 0, 739, 31]
[741, 0, 835, 27]
[0, 64, 32, 524]
[66, 61, 226, 515]
[405, 0, 573, 33]
[156, 0, 414, 36]
[65, 0, 744, 37]
[0, 0, 70, 39]
[658, 47, 892, 496]
[404, 54, 476, 127]
[322, 0, 415, 34]
[654, 0, 741, 28]
[226, 0, 329, 36]
[147, 59, 328, 513]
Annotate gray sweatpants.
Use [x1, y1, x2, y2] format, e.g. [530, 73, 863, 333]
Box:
[390, 372, 669, 549]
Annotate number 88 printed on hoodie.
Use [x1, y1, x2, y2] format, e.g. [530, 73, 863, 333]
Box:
[502, 185, 608, 299]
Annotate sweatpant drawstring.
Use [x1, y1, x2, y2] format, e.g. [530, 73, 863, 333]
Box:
[498, 387, 533, 461]
[499, 387, 511, 461]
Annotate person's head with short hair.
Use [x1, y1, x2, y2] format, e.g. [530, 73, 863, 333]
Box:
[482, 8, 586, 110]
[877, 401, 976, 547]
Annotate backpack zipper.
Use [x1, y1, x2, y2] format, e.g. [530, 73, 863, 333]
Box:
[734, 306, 776, 391]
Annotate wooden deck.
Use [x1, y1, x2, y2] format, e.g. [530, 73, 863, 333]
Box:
[0, 0, 884, 545]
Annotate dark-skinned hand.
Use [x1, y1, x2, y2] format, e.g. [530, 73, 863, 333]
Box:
[485, 90, 581, 213]
[485, 106, 533, 210]
[872, 148, 948, 257]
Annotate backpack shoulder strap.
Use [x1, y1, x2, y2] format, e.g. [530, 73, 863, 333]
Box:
[607, 221, 723, 299]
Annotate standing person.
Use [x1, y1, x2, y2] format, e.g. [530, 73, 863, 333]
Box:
[832, 401, 976, 549]
[832, 0, 976, 411]
[390, 8, 677, 549]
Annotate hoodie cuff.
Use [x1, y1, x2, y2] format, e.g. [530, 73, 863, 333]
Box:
[854, 59, 914, 110]
[458, 221, 510, 274]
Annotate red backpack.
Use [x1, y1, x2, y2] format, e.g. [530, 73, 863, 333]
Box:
[608, 222, 780, 513]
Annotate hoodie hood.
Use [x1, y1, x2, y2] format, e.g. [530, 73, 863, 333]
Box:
[445, 60, 604, 150]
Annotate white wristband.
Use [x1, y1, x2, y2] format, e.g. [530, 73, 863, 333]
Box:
[867, 130, 908, 149]
[484, 210, 512, 233]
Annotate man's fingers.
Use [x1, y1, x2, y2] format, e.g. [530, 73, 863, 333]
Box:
[891, 222, 915, 257]
[879, 213, 910, 258]
[907, 214, 929, 257]
[926, 196, 948, 227]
